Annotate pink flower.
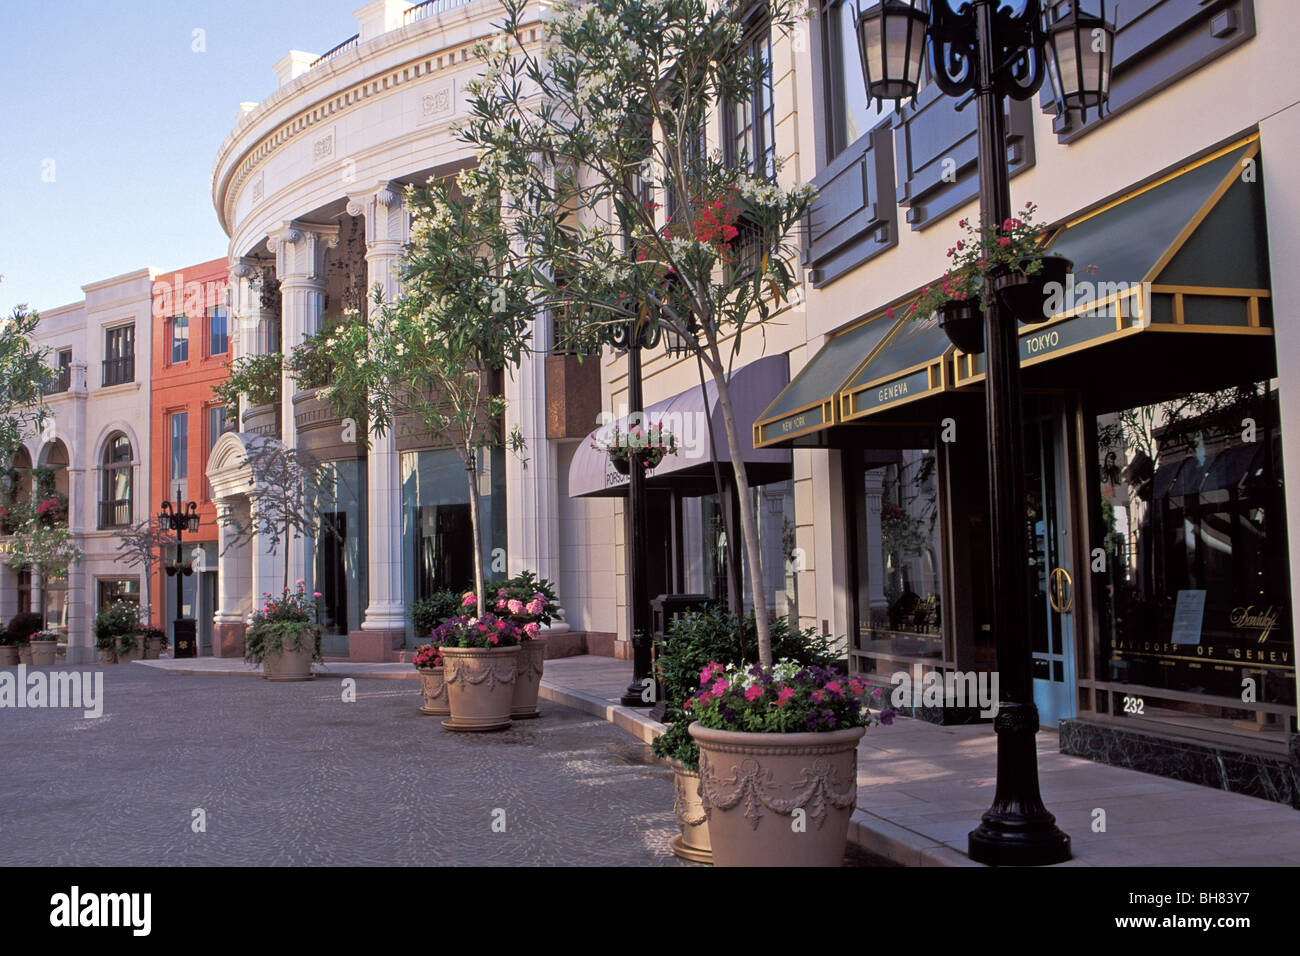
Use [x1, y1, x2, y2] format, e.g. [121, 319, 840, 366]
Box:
[496, 598, 507, 609]
[507, 599, 524, 615]
[812, 689, 825, 703]
[825, 681, 843, 696]
[489, 634, 499, 645]
[744, 685, 763, 702]
[775, 687, 796, 707]
[523, 622, 540, 638]
[710, 678, 727, 696]
[312, 592, 322, 598]
[462, 592, 477, 607]
[525, 598, 544, 615]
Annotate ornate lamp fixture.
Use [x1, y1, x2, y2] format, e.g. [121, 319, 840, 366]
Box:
[158, 493, 201, 658]
[852, 0, 1117, 868]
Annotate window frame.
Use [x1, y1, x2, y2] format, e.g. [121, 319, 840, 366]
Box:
[207, 305, 229, 358]
[170, 314, 190, 365]
[169, 410, 189, 498]
[99, 433, 133, 529]
[102, 324, 135, 387]
[724, 13, 777, 181]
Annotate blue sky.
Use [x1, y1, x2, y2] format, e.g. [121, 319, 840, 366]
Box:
[0, 1, 361, 314]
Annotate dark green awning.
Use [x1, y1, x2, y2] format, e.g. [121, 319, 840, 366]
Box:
[753, 311, 896, 447]
[839, 315, 952, 421]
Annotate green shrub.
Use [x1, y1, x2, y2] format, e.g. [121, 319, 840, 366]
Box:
[411, 588, 463, 637]
[651, 606, 838, 770]
[7, 611, 45, 645]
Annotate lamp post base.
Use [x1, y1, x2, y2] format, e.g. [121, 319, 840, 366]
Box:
[968, 817, 1071, 867]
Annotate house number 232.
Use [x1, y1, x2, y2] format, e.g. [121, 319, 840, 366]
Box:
[1122, 696, 1145, 715]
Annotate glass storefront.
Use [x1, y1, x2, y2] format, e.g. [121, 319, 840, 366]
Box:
[304, 459, 367, 657]
[401, 446, 506, 640]
[678, 478, 797, 622]
[849, 446, 944, 678]
[1094, 379, 1295, 744]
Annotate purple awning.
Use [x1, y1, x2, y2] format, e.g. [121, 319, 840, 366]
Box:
[568, 353, 791, 498]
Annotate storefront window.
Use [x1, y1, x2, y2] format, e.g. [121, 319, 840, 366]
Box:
[400, 447, 507, 638]
[97, 578, 139, 612]
[1095, 380, 1295, 742]
[303, 460, 367, 656]
[679, 479, 796, 621]
[853, 447, 943, 676]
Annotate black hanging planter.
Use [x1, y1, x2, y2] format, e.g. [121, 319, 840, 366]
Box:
[610, 454, 631, 476]
[996, 255, 1073, 324]
[938, 299, 985, 354]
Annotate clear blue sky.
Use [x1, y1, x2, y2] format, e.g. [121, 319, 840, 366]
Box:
[0, 0, 361, 315]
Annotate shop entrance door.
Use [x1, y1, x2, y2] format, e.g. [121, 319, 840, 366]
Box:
[1025, 411, 1077, 728]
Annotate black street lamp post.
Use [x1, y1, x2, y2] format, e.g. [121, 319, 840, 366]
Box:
[856, 0, 1115, 865]
[605, 315, 662, 707]
[159, 492, 201, 659]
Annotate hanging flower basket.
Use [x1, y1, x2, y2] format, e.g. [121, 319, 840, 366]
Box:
[995, 254, 1074, 324]
[938, 299, 984, 354]
[591, 421, 678, 476]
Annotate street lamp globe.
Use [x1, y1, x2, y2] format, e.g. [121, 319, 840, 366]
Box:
[1045, 1, 1116, 119]
[856, 0, 931, 102]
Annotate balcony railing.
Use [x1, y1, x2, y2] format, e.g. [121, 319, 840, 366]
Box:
[102, 355, 134, 387]
[405, 0, 476, 25]
[99, 499, 132, 529]
[310, 33, 359, 68]
[42, 367, 71, 396]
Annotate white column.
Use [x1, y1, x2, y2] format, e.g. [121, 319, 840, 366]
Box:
[349, 185, 409, 646]
[213, 498, 252, 656]
[247, 493, 284, 610]
[270, 222, 336, 586]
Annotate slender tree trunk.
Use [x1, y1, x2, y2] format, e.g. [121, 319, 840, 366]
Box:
[283, 518, 290, 593]
[711, 373, 773, 666]
[466, 452, 486, 616]
[695, 355, 746, 659]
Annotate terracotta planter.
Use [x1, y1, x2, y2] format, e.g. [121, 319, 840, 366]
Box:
[261, 627, 318, 682]
[143, 636, 164, 660]
[417, 666, 450, 716]
[510, 638, 547, 719]
[689, 722, 865, 867]
[29, 640, 57, 667]
[17, 645, 32, 666]
[117, 639, 143, 663]
[938, 299, 984, 354]
[995, 255, 1073, 324]
[669, 759, 712, 864]
[0, 645, 19, 666]
[441, 645, 520, 732]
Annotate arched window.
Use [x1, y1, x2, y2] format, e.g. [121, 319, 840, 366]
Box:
[101, 434, 132, 528]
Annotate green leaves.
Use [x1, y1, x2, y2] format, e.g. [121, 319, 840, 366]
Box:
[0, 303, 54, 463]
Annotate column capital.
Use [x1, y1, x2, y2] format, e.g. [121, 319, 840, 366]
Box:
[271, 221, 339, 281]
[347, 182, 410, 252]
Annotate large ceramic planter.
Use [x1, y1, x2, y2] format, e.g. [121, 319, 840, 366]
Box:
[241, 402, 281, 439]
[29, 640, 57, 667]
[143, 636, 164, 660]
[689, 722, 865, 867]
[97, 648, 117, 665]
[261, 627, 318, 682]
[441, 645, 520, 732]
[995, 255, 1073, 324]
[0, 645, 19, 666]
[510, 638, 547, 719]
[669, 759, 712, 864]
[17, 645, 32, 666]
[417, 666, 450, 716]
[116, 639, 143, 664]
[938, 299, 984, 354]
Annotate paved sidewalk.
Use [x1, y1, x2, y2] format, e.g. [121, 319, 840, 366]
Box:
[138, 654, 1300, 865]
[533, 656, 1300, 867]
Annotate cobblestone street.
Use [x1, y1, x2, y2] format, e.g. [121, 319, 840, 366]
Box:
[0, 665, 690, 866]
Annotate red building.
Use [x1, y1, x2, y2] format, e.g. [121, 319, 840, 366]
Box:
[149, 259, 232, 652]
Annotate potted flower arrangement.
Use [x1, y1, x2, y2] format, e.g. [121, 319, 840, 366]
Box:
[94, 600, 142, 664]
[35, 493, 68, 528]
[687, 660, 894, 867]
[8, 611, 43, 666]
[490, 570, 559, 720]
[0, 627, 15, 666]
[433, 611, 522, 732]
[903, 203, 1074, 353]
[590, 420, 678, 475]
[413, 640, 449, 716]
[244, 581, 322, 681]
[652, 607, 838, 864]
[29, 630, 59, 666]
[140, 625, 167, 660]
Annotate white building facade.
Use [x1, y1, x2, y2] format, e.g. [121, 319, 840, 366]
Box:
[2, 269, 155, 664]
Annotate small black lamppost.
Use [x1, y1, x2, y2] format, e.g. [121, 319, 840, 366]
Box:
[854, 0, 1115, 866]
[159, 492, 201, 658]
[604, 314, 663, 707]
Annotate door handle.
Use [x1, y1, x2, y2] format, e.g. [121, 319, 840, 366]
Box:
[1049, 567, 1073, 614]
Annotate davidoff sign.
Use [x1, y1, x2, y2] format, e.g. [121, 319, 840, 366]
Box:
[1230, 605, 1283, 643]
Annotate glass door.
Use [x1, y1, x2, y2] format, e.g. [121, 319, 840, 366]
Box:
[1026, 412, 1077, 727]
